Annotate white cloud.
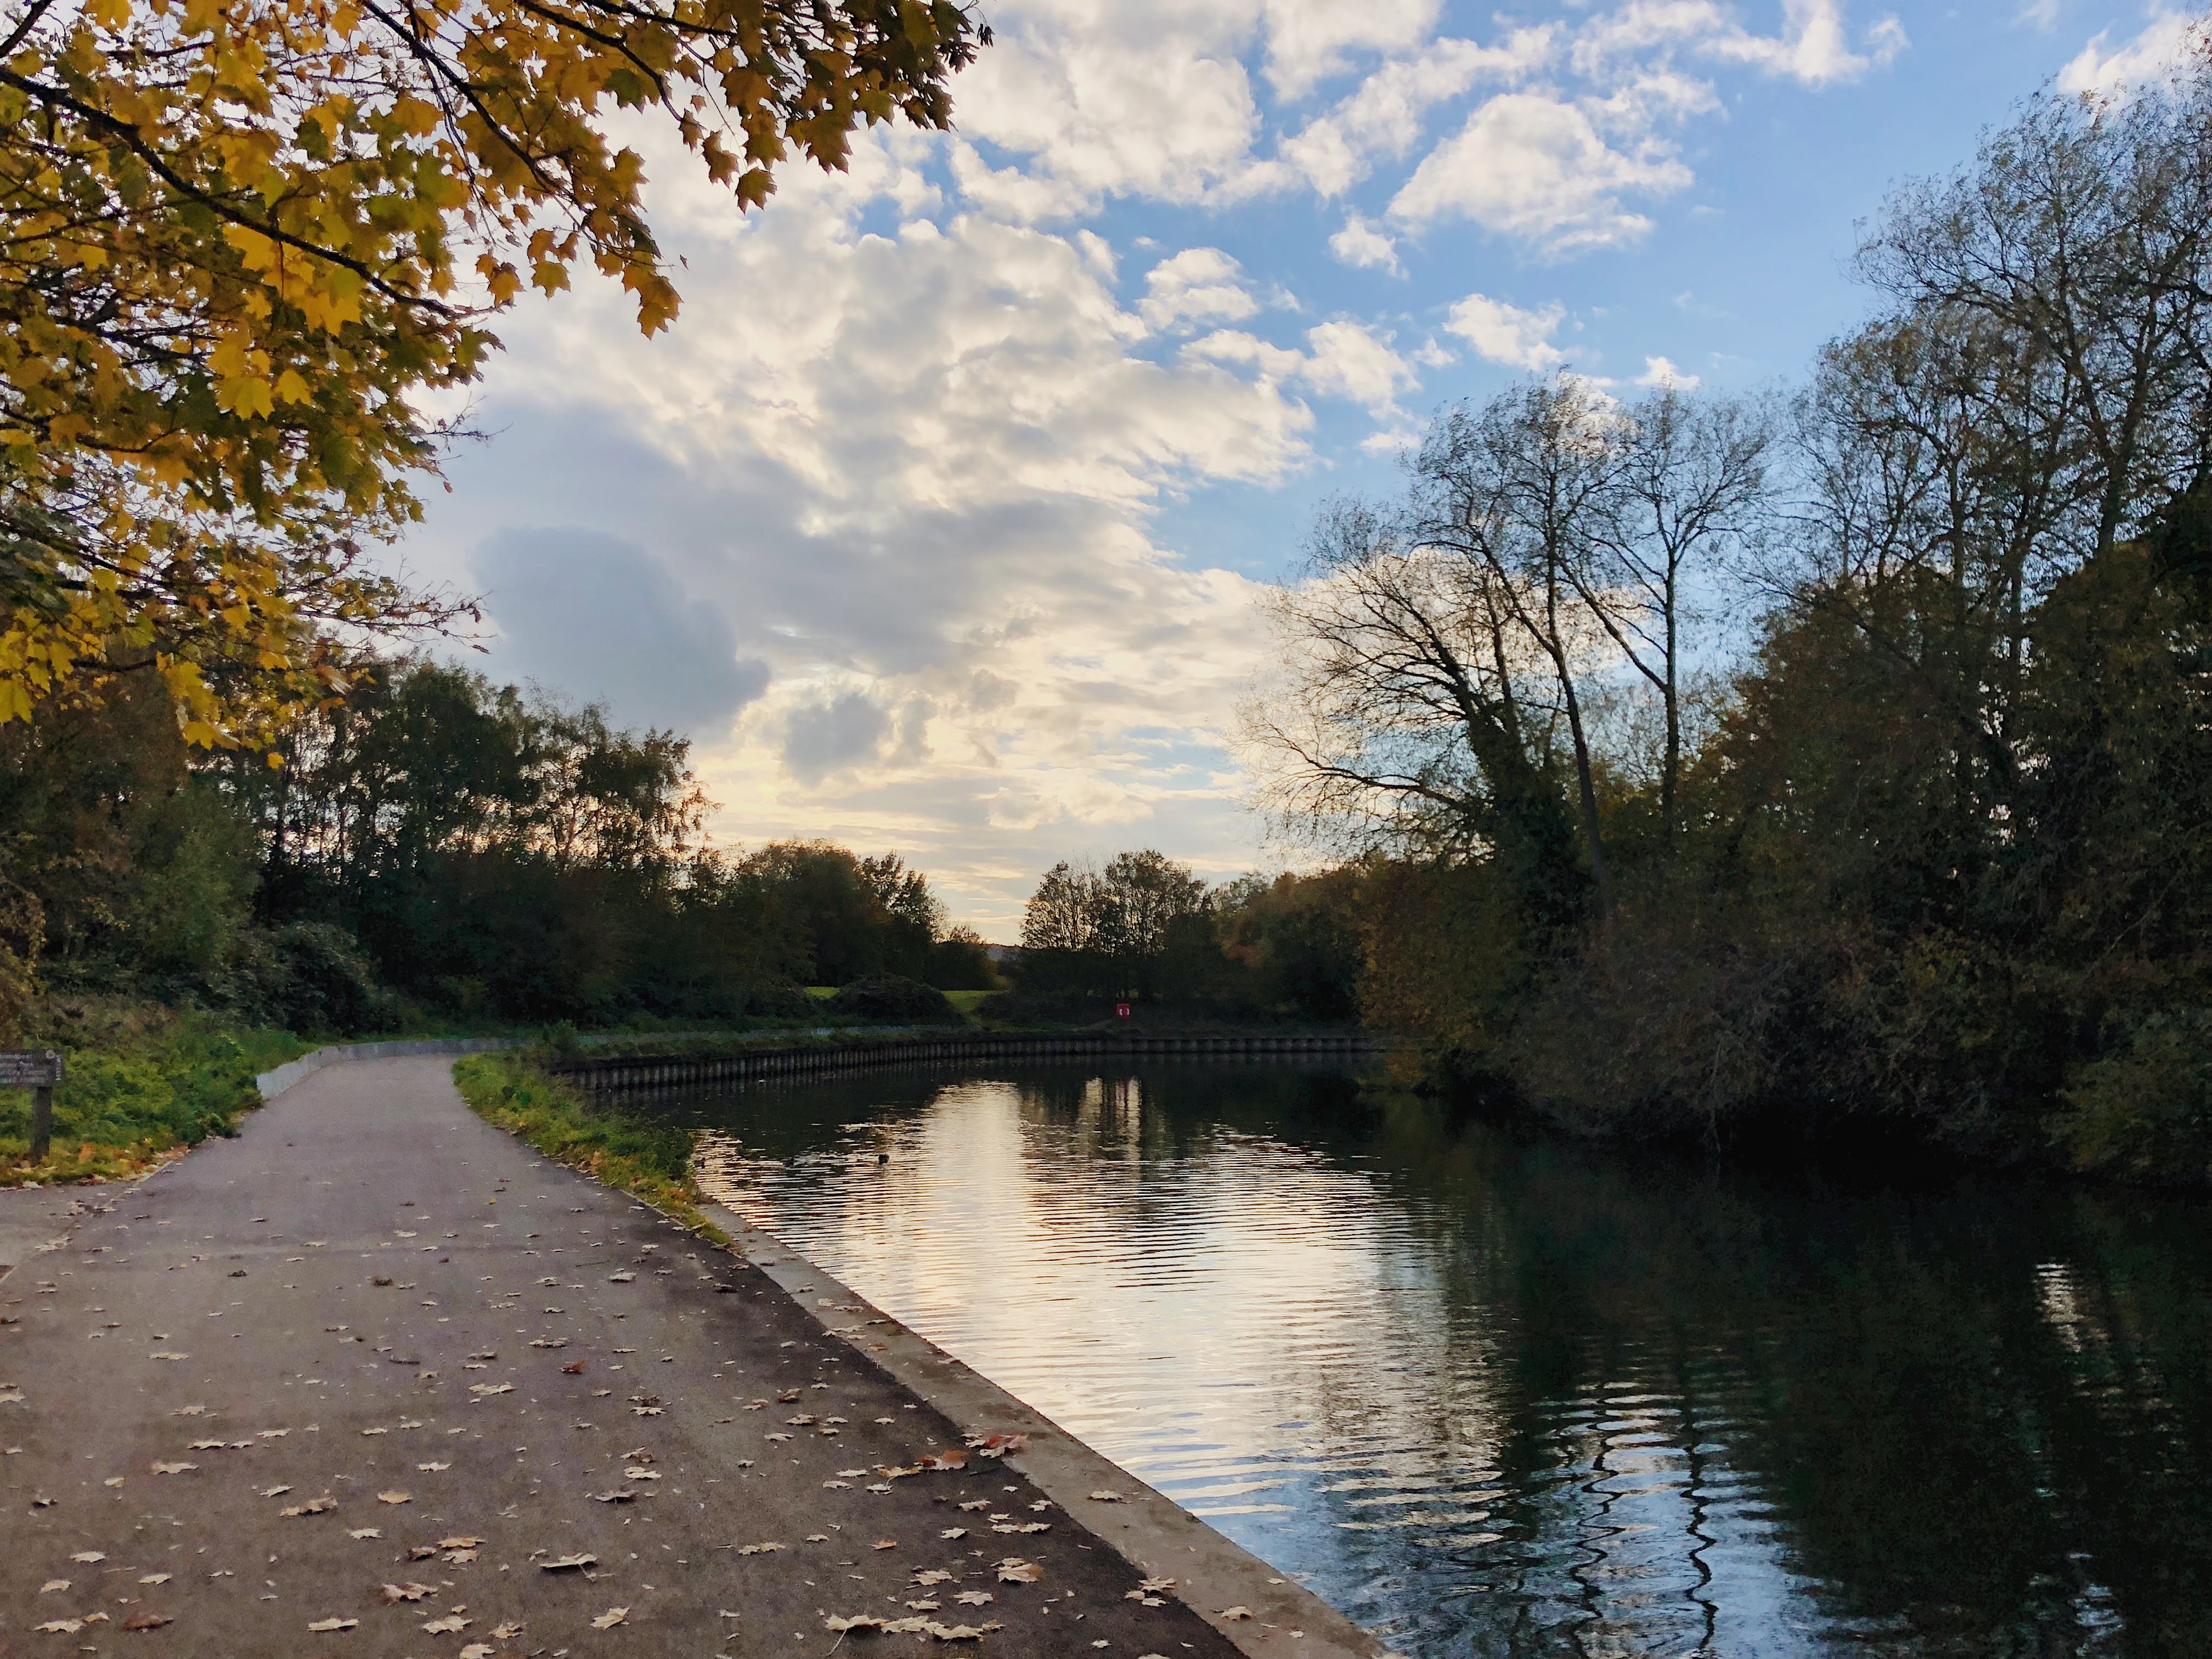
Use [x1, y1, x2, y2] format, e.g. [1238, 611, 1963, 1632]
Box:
[1328, 216, 1403, 274]
[1298, 321, 1420, 415]
[1259, 0, 1443, 97]
[1444, 292, 1570, 370]
[1634, 354, 1702, 388]
[1390, 93, 1693, 251]
[1187, 321, 1419, 419]
[1278, 29, 1555, 195]
[1576, 0, 1906, 89]
[1141, 247, 1262, 331]
[2059, 9, 2199, 94]
[2016, 0, 2061, 32]
[949, 0, 1269, 211]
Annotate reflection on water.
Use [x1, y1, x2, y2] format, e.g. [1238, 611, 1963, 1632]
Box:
[661, 1063, 2212, 1658]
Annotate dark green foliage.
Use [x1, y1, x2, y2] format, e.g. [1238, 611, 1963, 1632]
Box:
[825, 975, 960, 1023]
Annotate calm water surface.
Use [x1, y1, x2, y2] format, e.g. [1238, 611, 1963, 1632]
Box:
[657, 1062, 2212, 1659]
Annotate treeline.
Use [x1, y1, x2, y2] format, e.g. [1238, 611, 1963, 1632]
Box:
[1242, 60, 2212, 1181]
[0, 659, 992, 1036]
[1005, 851, 1361, 1022]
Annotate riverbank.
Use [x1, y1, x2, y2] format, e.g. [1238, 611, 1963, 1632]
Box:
[0, 1052, 1383, 1658]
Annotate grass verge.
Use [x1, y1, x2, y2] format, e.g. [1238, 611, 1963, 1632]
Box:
[452, 1049, 727, 1245]
[0, 1002, 307, 1187]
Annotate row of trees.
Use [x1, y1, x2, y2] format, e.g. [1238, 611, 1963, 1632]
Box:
[0, 657, 991, 1032]
[1248, 53, 2212, 1180]
[1012, 851, 1362, 1022]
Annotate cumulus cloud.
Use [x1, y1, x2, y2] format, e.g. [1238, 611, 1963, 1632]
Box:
[1634, 354, 1702, 388]
[1259, 0, 1444, 97]
[1141, 247, 1262, 330]
[1186, 322, 1420, 418]
[2059, 9, 2200, 94]
[1390, 93, 1693, 251]
[1329, 215, 1403, 273]
[1444, 292, 1570, 370]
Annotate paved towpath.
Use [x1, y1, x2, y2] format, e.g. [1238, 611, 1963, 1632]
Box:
[0, 1056, 1246, 1658]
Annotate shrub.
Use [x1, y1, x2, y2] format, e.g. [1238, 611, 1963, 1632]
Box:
[825, 975, 960, 1023]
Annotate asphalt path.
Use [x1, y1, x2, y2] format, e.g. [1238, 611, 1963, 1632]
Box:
[0, 1056, 1245, 1659]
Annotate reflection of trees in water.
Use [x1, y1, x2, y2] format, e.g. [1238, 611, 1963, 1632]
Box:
[656, 1064, 2212, 1658]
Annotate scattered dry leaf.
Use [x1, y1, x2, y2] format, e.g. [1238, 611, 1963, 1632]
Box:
[953, 1591, 994, 1606]
[376, 1491, 411, 1505]
[422, 1613, 471, 1634]
[306, 1616, 358, 1632]
[995, 1559, 1042, 1584]
[539, 1553, 596, 1572]
[1221, 1606, 1255, 1621]
[122, 1611, 174, 1632]
[591, 1607, 629, 1629]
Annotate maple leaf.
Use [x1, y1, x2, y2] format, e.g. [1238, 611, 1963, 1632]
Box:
[422, 1613, 470, 1633]
[591, 1607, 629, 1629]
[995, 1559, 1043, 1584]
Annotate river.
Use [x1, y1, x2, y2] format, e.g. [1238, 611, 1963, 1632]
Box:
[654, 1059, 2212, 1658]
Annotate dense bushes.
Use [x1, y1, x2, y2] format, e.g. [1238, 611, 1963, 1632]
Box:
[825, 976, 960, 1023]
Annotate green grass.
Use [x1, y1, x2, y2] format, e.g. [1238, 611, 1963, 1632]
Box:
[0, 1003, 308, 1187]
[804, 986, 838, 1001]
[942, 989, 993, 1017]
[452, 1050, 725, 1243]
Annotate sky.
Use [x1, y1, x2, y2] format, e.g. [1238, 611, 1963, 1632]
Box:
[399, 0, 2188, 936]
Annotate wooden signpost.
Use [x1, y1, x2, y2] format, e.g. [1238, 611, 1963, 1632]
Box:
[1, 1050, 65, 1162]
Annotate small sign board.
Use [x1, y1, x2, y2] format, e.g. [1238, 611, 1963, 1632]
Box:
[1115, 1002, 1131, 1020]
[0, 1049, 63, 1090]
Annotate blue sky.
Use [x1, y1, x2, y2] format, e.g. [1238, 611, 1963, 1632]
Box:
[404, 0, 2181, 933]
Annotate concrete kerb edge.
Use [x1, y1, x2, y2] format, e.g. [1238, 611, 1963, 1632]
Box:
[696, 1196, 1393, 1659]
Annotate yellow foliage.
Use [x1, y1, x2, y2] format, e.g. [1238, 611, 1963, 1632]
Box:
[0, 0, 981, 746]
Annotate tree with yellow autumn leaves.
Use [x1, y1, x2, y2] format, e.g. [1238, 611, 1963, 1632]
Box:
[0, 0, 979, 747]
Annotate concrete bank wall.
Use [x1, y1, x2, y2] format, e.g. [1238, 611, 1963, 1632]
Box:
[552, 1029, 1381, 1093]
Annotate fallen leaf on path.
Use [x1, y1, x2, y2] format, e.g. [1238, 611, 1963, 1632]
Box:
[35, 1619, 84, 1634]
[39, 1579, 69, 1593]
[421, 1614, 470, 1634]
[347, 1528, 382, 1541]
[926, 1622, 998, 1640]
[280, 1495, 337, 1516]
[1221, 1606, 1255, 1621]
[416, 1462, 450, 1472]
[122, 1612, 174, 1632]
[148, 1351, 189, 1361]
[872, 1538, 898, 1550]
[952, 1592, 994, 1606]
[957, 1500, 990, 1511]
[824, 1615, 883, 1633]
[260, 1485, 294, 1498]
[992, 1522, 1050, 1534]
[561, 1362, 584, 1374]
[607, 1273, 635, 1284]
[69, 1551, 104, 1564]
[995, 1559, 1042, 1583]
[940, 1525, 968, 1539]
[736, 1541, 783, 1555]
[911, 1570, 954, 1586]
[376, 1491, 411, 1505]
[138, 1574, 171, 1586]
[380, 1583, 435, 1602]
[460, 1647, 494, 1659]
[306, 1617, 358, 1632]
[907, 1600, 941, 1611]
[590, 1607, 628, 1629]
[917, 1450, 967, 1471]
[103, 1477, 126, 1487]
[444, 1548, 480, 1564]
[438, 1536, 484, 1549]
[491, 1621, 524, 1638]
[590, 1489, 636, 1504]
[149, 1460, 196, 1475]
[1137, 1577, 1175, 1592]
[539, 1554, 596, 1572]
[469, 1384, 515, 1398]
[528, 1339, 567, 1349]
[1089, 1491, 1124, 1502]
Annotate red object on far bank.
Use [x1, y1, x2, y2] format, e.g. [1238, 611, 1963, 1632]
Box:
[1115, 1002, 1131, 1020]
